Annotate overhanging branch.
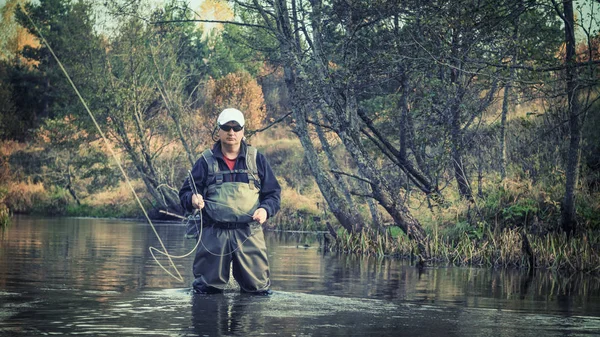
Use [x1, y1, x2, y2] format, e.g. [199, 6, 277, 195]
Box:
[465, 57, 600, 72]
[246, 111, 293, 137]
[330, 169, 372, 184]
[151, 19, 270, 30]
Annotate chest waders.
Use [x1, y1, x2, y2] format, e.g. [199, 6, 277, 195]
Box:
[191, 146, 271, 293]
[201, 146, 261, 224]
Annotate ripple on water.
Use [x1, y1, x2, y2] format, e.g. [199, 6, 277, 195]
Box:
[260, 291, 400, 318]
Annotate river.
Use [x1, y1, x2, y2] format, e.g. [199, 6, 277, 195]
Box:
[1, 215, 599, 336]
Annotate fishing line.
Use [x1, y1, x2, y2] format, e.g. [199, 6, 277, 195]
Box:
[23, 10, 186, 281]
[24, 10, 263, 283]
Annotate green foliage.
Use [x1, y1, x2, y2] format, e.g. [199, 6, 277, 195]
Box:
[502, 200, 538, 224]
[66, 201, 144, 219]
[386, 226, 406, 240]
[0, 186, 10, 227]
[443, 221, 486, 242]
[34, 186, 70, 215]
[15, 0, 102, 120]
[582, 96, 600, 182]
[223, 3, 279, 76]
[0, 203, 10, 227]
[577, 195, 600, 231]
[0, 66, 18, 139]
[474, 176, 563, 232]
[0, 60, 42, 140]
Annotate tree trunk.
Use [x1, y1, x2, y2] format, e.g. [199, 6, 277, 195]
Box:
[450, 101, 473, 201]
[560, 0, 581, 235]
[288, 74, 366, 233]
[273, 0, 428, 253]
[448, 35, 472, 201]
[499, 78, 511, 180]
[500, 19, 519, 180]
[315, 113, 357, 211]
[272, 0, 366, 233]
[65, 165, 80, 206]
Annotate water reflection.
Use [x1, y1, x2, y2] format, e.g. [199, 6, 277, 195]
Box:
[1, 216, 599, 337]
[268, 231, 600, 316]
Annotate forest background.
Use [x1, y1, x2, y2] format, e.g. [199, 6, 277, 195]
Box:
[0, 0, 599, 273]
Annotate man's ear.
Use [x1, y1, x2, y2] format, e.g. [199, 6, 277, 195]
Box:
[211, 125, 220, 142]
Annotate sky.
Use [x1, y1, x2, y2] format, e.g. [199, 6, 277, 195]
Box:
[1, 0, 598, 40]
[0, 0, 205, 14]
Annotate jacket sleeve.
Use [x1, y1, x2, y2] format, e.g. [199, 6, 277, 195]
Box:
[179, 157, 208, 213]
[256, 152, 281, 219]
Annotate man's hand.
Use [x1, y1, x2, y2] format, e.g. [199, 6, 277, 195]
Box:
[252, 208, 268, 224]
[191, 194, 205, 209]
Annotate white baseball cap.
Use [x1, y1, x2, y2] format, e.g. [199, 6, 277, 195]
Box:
[217, 108, 245, 127]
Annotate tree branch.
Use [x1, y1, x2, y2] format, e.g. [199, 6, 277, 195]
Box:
[330, 169, 372, 184]
[246, 110, 294, 137]
[464, 57, 600, 72]
[151, 19, 269, 30]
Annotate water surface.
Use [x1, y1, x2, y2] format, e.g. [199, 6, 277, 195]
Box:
[1, 215, 599, 336]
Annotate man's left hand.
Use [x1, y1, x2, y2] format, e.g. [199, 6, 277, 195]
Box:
[252, 208, 268, 224]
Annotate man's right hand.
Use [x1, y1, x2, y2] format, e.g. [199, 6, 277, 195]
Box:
[191, 194, 205, 209]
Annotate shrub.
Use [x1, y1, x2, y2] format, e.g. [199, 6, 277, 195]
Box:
[3, 180, 47, 213]
[35, 187, 70, 215]
[75, 180, 148, 218]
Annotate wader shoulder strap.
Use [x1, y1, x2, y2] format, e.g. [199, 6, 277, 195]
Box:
[201, 149, 223, 186]
[246, 146, 261, 190]
[202, 147, 260, 189]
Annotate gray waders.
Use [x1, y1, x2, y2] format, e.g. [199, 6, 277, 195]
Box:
[192, 147, 271, 293]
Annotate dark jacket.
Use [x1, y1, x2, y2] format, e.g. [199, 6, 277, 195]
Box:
[179, 141, 281, 221]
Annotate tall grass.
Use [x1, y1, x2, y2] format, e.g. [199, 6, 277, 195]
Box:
[1, 177, 147, 218]
[3, 180, 48, 213]
[326, 171, 600, 275]
[328, 226, 600, 274]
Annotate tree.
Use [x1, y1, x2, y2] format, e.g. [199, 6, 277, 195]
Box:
[203, 71, 267, 130]
[0, 0, 39, 64]
[556, 0, 583, 234]
[16, 0, 101, 122]
[239, 0, 429, 248]
[36, 115, 117, 204]
[0, 0, 41, 140]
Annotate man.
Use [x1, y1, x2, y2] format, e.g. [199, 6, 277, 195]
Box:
[179, 108, 281, 295]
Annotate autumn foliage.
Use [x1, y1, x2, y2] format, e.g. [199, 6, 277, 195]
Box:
[203, 71, 267, 130]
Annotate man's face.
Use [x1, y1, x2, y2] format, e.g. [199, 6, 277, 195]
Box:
[218, 121, 244, 147]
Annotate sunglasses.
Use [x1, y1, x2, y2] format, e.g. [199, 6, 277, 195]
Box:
[219, 124, 243, 132]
